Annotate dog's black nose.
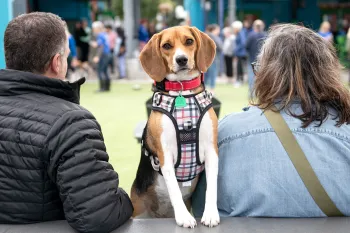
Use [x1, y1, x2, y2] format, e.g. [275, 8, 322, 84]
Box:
[176, 56, 188, 66]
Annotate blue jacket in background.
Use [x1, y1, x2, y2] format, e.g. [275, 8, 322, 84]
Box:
[97, 32, 110, 54]
[234, 27, 251, 57]
[192, 104, 350, 217]
[68, 35, 77, 58]
[246, 31, 266, 63]
[138, 25, 149, 43]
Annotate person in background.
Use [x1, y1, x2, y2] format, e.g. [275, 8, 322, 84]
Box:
[138, 19, 149, 52]
[73, 21, 82, 60]
[246, 19, 266, 96]
[91, 21, 111, 92]
[79, 19, 92, 72]
[193, 23, 350, 218]
[346, 28, 350, 86]
[222, 27, 235, 84]
[318, 21, 333, 42]
[234, 20, 250, 87]
[115, 27, 127, 79]
[231, 21, 243, 85]
[106, 24, 117, 74]
[243, 19, 253, 35]
[148, 21, 157, 39]
[1, 12, 133, 232]
[65, 22, 79, 81]
[205, 24, 223, 93]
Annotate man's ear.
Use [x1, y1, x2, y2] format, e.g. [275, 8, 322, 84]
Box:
[189, 27, 216, 73]
[139, 33, 167, 82]
[50, 53, 61, 75]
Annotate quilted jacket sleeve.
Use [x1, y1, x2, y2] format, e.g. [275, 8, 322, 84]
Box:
[45, 109, 133, 233]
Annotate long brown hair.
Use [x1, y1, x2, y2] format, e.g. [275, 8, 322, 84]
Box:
[252, 24, 350, 127]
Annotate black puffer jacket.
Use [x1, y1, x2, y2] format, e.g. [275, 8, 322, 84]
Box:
[0, 69, 133, 233]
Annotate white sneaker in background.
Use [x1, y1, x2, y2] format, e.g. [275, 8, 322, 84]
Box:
[234, 82, 242, 88]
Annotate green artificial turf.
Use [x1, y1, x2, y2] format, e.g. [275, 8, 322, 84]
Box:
[80, 82, 250, 193]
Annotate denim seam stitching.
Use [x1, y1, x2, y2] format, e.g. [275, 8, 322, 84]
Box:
[218, 127, 350, 148]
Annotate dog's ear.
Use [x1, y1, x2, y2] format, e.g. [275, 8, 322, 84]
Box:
[189, 27, 216, 73]
[139, 33, 167, 82]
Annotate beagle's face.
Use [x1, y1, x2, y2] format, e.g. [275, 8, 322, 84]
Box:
[159, 27, 197, 79]
[139, 26, 216, 82]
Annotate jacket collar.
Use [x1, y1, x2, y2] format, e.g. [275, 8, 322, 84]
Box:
[0, 69, 85, 104]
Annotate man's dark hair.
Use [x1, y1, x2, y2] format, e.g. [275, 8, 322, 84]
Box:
[105, 24, 113, 30]
[4, 12, 66, 73]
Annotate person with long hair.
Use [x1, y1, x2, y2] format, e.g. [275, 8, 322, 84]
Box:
[193, 24, 350, 218]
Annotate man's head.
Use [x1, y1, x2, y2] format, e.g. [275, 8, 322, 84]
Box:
[81, 19, 88, 28]
[4, 12, 69, 80]
[253, 20, 265, 33]
[140, 19, 148, 28]
[105, 24, 113, 33]
[206, 24, 220, 36]
[243, 20, 251, 29]
[92, 21, 105, 35]
[232, 21, 243, 34]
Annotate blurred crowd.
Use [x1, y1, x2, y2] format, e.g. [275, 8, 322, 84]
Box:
[318, 20, 350, 85]
[66, 17, 350, 94]
[199, 19, 350, 96]
[65, 19, 127, 92]
[202, 19, 267, 96]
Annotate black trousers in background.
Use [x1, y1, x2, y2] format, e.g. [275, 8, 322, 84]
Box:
[237, 56, 246, 82]
[79, 43, 90, 62]
[108, 49, 115, 73]
[224, 55, 233, 78]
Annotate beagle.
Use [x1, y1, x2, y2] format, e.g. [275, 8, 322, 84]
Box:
[131, 26, 220, 228]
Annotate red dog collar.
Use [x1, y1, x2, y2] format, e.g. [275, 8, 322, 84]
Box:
[155, 74, 204, 92]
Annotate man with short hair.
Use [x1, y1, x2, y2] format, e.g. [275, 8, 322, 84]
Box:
[0, 12, 133, 233]
[246, 19, 266, 95]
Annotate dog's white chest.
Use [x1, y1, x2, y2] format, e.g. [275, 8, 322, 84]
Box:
[153, 91, 213, 181]
[155, 175, 198, 204]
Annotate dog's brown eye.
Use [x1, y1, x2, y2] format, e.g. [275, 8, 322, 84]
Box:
[186, 39, 194, 45]
[162, 43, 172, 50]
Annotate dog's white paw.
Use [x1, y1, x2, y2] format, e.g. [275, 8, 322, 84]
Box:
[201, 207, 220, 227]
[175, 210, 197, 228]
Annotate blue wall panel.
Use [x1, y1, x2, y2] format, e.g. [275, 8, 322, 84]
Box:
[184, 0, 205, 31]
[36, 0, 90, 21]
[0, 0, 13, 69]
[297, 0, 321, 30]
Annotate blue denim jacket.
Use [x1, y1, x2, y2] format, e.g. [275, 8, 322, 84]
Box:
[192, 105, 350, 217]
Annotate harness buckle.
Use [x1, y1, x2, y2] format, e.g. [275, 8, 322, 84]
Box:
[184, 119, 193, 131]
[154, 93, 162, 106]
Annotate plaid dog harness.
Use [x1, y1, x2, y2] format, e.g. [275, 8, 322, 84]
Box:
[142, 90, 213, 182]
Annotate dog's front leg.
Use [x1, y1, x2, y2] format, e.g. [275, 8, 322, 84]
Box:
[160, 116, 197, 228]
[200, 110, 220, 227]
